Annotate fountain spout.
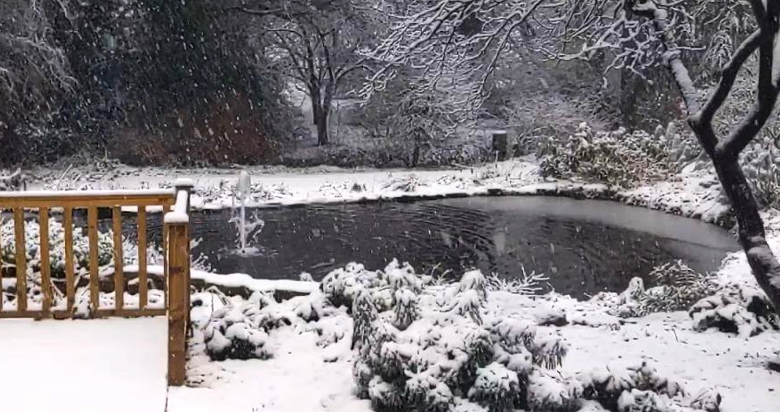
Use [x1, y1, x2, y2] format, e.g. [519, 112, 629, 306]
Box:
[236, 171, 252, 253]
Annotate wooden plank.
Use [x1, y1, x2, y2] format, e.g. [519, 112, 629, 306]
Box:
[112, 207, 124, 312]
[0, 310, 43, 319]
[0, 197, 175, 209]
[39, 207, 52, 316]
[13, 207, 26, 313]
[167, 222, 188, 386]
[0, 191, 174, 209]
[162, 204, 170, 296]
[64, 206, 75, 312]
[88, 206, 99, 314]
[94, 308, 167, 318]
[138, 207, 148, 310]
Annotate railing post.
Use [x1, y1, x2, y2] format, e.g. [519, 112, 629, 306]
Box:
[175, 178, 194, 212]
[166, 179, 192, 386]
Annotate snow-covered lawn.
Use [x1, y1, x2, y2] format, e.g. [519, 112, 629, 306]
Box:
[0, 317, 168, 412]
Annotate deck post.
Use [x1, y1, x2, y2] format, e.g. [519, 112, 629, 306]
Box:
[166, 181, 192, 386]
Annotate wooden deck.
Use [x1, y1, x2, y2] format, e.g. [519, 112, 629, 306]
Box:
[0, 317, 168, 412]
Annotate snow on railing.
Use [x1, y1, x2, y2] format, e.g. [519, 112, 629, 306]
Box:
[0, 179, 194, 386]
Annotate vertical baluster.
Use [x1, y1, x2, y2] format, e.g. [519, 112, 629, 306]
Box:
[88, 206, 99, 314]
[138, 207, 148, 310]
[64, 206, 75, 313]
[13, 208, 26, 314]
[39, 207, 52, 316]
[112, 207, 124, 313]
[162, 204, 171, 301]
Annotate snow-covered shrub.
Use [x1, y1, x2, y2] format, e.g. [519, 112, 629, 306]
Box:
[740, 139, 780, 208]
[382, 175, 428, 192]
[636, 261, 718, 315]
[393, 288, 420, 330]
[486, 269, 548, 295]
[537, 123, 675, 188]
[591, 261, 717, 318]
[527, 371, 582, 412]
[468, 363, 522, 411]
[578, 362, 687, 412]
[320, 259, 421, 312]
[688, 284, 778, 337]
[349, 267, 571, 412]
[202, 292, 278, 360]
[1, 218, 115, 278]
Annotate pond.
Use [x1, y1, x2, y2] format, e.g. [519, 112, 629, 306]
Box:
[125, 196, 738, 299]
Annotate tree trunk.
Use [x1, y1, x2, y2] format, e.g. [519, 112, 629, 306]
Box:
[309, 86, 329, 146]
[709, 151, 780, 311]
[315, 106, 329, 146]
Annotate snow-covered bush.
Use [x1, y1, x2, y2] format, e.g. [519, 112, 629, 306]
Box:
[343, 267, 571, 412]
[578, 362, 688, 412]
[1, 218, 114, 278]
[382, 175, 428, 192]
[591, 261, 717, 318]
[636, 261, 718, 316]
[320, 260, 421, 311]
[537, 123, 676, 188]
[486, 269, 548, 295]
[688, 284, 778, 337]
[202, 291, 278, 360]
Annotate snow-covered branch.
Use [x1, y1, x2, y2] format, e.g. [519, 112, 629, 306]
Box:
[361, 0, 554, 119]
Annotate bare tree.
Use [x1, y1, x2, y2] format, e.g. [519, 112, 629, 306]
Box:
[369, 0, 780, 312]
[226, 0, 372, 146]
[0, 0, 74, 113]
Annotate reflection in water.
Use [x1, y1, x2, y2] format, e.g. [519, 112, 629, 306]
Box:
[118, 196, 738, 299]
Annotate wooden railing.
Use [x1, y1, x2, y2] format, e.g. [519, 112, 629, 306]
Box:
[0, 179, 193, 386]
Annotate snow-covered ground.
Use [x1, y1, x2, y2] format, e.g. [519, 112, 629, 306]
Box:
[0, 317, 167, 412]
[8, 159, 779, 411]
[166, 250, 780, 412]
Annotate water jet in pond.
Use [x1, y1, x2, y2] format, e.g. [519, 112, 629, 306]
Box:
[229, 171, 265, 257]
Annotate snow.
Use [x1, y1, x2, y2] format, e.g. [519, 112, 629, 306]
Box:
[167, 327, 368, 412]
[8, 159, 776, 411]
[0, 188, 173, 198]
[189, 268, 319, 295]
[164, 211, 189, 224]
[0, 317, 167, 412]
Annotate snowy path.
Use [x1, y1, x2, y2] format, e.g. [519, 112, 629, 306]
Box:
[0, 318, 168, 412]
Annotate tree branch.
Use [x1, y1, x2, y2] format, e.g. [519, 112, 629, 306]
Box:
[696, 30, 762, 126]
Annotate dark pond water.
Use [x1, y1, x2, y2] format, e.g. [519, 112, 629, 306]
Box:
[119, 196, 738, 299]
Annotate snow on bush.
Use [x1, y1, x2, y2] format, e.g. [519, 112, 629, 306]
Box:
[637, 261, 718, 316]
[485, 269, 548, 295]
[1, 218, 114, 278]
[185, 261, 722, 412]
[591, 261, 717, 318]
[688, 283, 778, 337]
[381, 175, 428, 192]
[537, 123, 676, 188]
[338, 266, 574, 412]
[201, 291, 277, 360]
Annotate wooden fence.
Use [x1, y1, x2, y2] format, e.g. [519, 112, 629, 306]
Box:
[0, 179, 193, 386]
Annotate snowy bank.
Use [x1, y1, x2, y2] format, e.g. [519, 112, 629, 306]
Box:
[27, 157, 731, 226]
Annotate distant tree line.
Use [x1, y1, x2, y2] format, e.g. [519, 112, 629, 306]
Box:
[0, 0, 292, 166]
